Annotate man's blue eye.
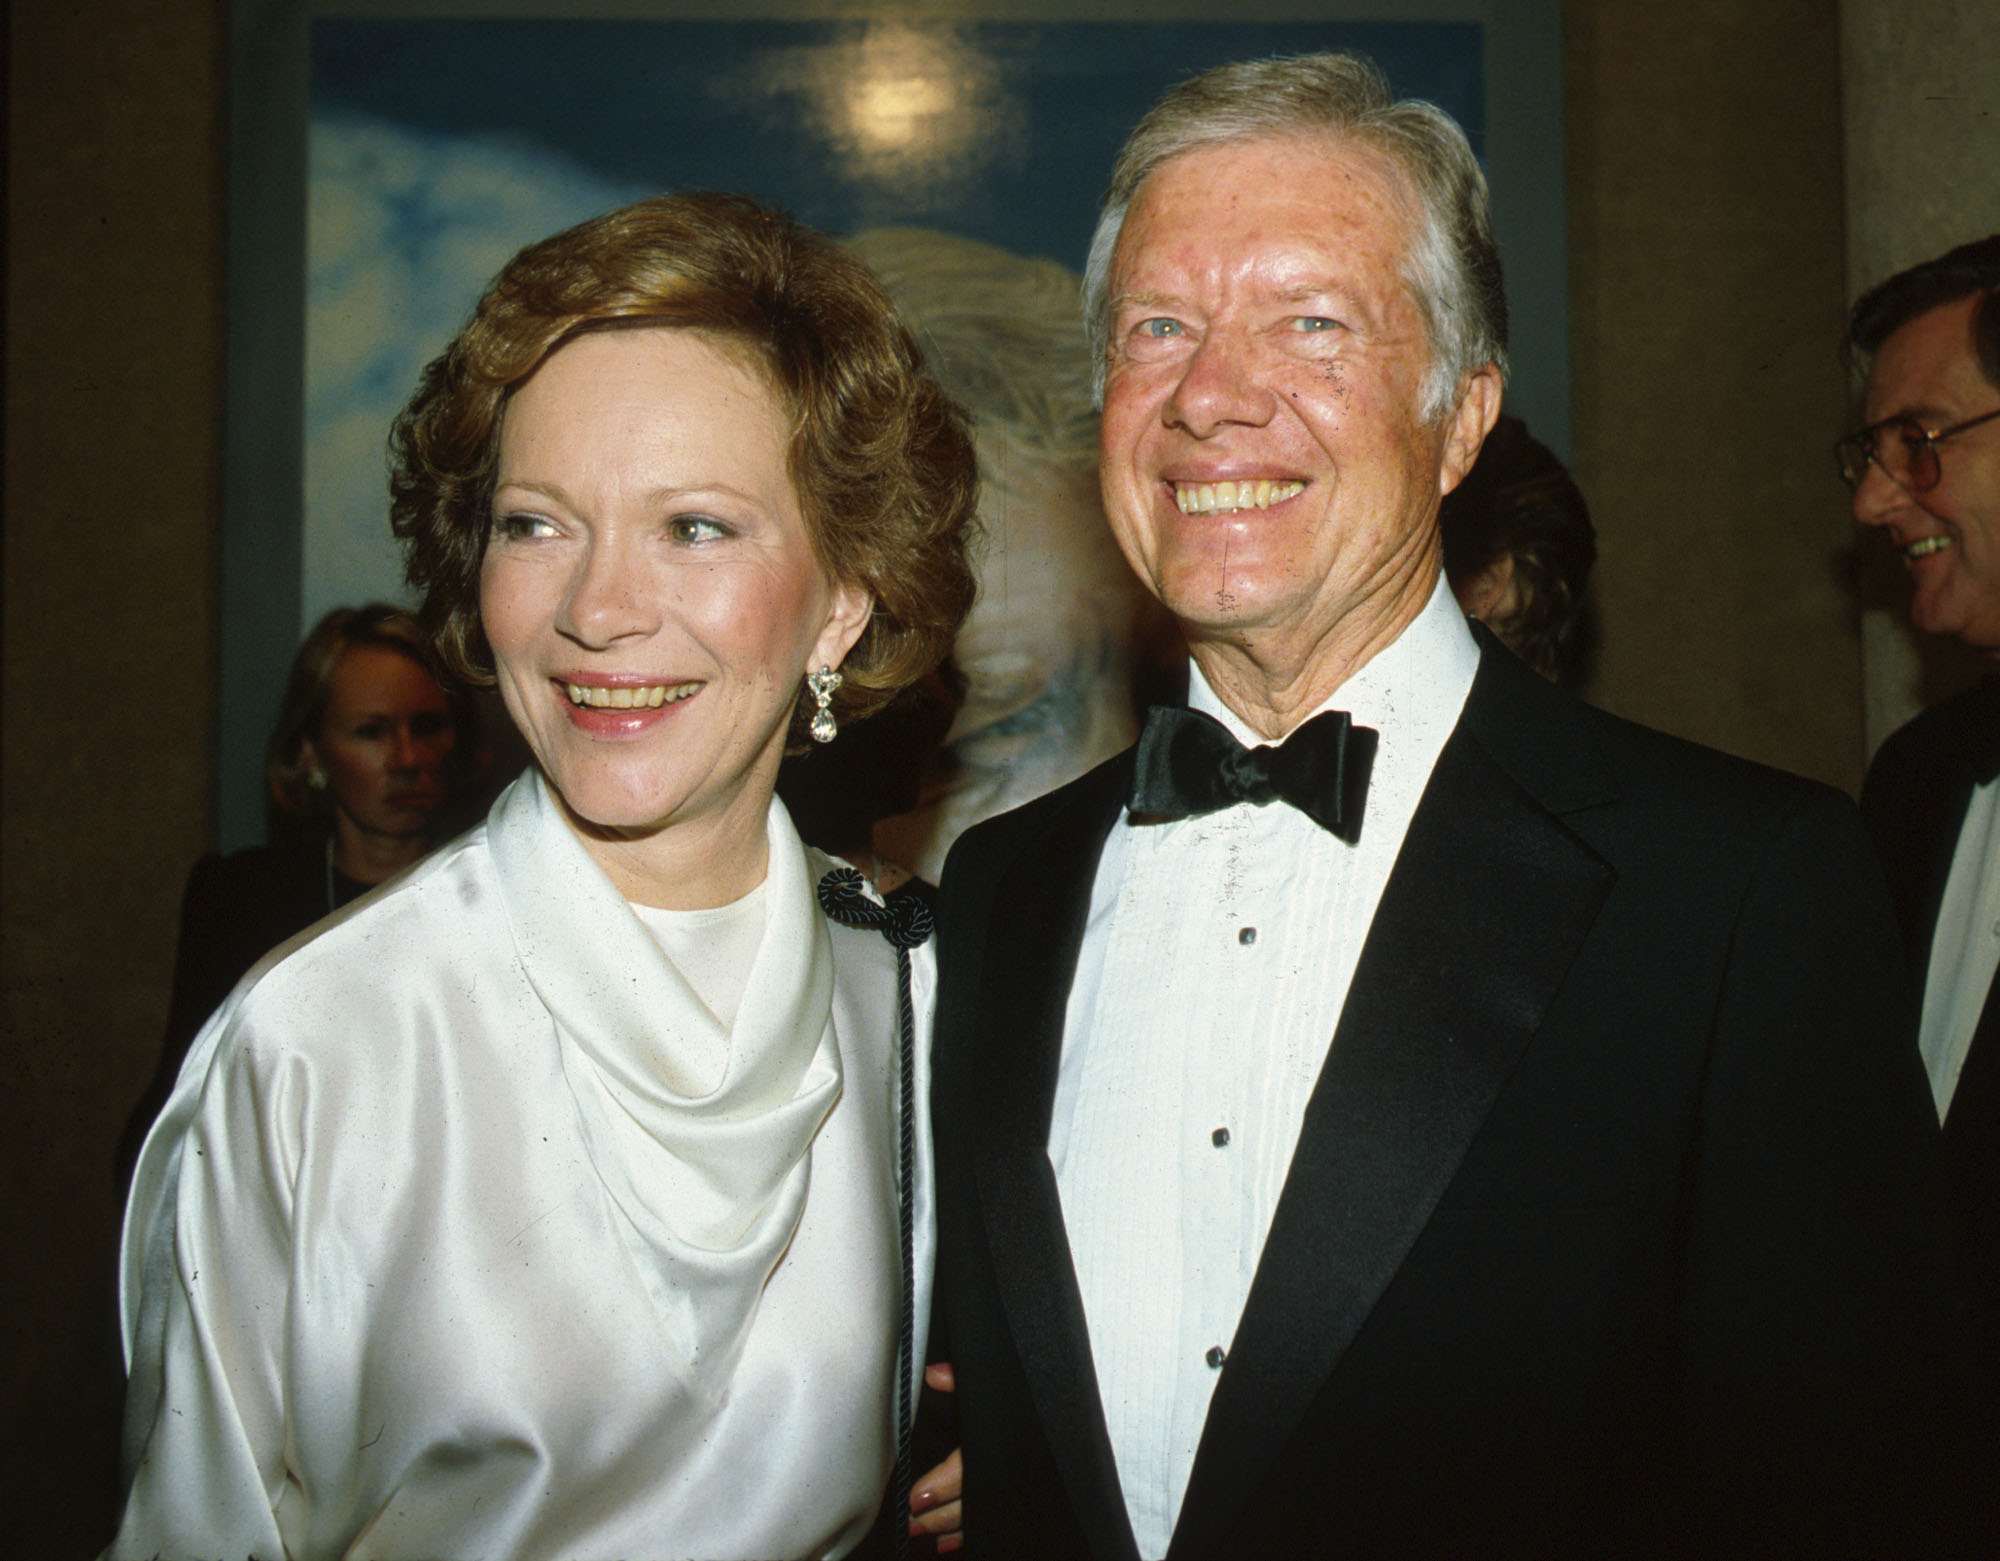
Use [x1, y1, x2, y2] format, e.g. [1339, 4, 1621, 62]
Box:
[1138, 318, 1184, 338]
[1294, 317, 1338, 333]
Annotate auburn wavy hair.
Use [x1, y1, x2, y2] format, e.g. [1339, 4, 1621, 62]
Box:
[388, 191, 978, 729]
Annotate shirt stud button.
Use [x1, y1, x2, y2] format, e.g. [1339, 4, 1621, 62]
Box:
[1206, 1346, 1227, 1369]
[1238, 926, 1257, 945]
[1211, 1126, 1230, 1147]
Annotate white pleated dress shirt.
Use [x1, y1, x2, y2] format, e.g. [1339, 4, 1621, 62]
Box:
[1920, 775, 2000, 1120]
[1049, 577, 1479, 1558]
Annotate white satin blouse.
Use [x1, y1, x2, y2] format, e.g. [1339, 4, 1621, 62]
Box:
[109, 771, 934, 1561]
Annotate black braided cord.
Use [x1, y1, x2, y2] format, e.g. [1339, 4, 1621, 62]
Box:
[817, 867, 932, 1561]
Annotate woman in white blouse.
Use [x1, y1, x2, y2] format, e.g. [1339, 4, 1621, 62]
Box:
[110, 192, 977, 1561]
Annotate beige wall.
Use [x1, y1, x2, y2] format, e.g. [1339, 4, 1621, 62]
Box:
[1841, 0, 2000, 751]
[1, 2, 1910, 1547]
[1568, 0, 1860, 791]
[3, 2, 222, 1548]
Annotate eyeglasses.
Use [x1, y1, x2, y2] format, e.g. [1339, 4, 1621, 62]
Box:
[1836, 406, 2000, 492]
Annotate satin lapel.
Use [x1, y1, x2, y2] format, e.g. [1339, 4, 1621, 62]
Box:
[968, 756, 1143, 1561]
[1169, 657, 1617, 1560]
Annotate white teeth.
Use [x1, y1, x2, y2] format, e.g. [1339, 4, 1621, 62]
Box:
[1173, 479, 1306, 515]
[1906, 536, 1953, 560]
[564, 682, 698, 709]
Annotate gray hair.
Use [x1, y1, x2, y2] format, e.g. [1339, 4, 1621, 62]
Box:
[1081, 51, 1508, 422]
[846, 227, 1098, 466]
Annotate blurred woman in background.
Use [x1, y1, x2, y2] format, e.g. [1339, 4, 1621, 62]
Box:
[120, 604, 482, 1185]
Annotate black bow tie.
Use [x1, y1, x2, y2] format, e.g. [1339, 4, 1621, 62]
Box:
[1128, 705, 1377, 842]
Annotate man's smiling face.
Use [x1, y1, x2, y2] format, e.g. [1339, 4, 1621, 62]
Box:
[1853, 292, 2000, 656]
[1097, 133, 1493, 688]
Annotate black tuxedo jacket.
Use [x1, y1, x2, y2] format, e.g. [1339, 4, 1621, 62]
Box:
[932, 637, 1966, 1560]
[1861, 675, 2000, 1324]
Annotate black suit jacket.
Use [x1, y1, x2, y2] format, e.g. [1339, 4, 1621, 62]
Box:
[1861, 675, 2000, 1323]
[933, 637, 1967, 1559]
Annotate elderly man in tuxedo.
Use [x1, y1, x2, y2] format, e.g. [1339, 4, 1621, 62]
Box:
[1848, 236, 2000, 1339]
[930, 52, 1967, 1559]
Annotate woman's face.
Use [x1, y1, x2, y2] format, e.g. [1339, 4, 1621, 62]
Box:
[480, 328, 869, 887]
[304, 643, 457, 844]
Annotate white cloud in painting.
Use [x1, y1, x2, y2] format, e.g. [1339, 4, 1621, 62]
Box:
[305, 114, 641, 625]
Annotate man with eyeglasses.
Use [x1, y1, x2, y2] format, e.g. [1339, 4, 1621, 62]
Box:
[1845, 235, 2000, 1346]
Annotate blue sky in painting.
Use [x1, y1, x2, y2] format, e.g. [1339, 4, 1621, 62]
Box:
[303, 18, 1481, 617]
[314, 20, 1481, 272]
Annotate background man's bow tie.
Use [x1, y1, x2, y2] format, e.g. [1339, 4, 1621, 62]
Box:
[1128, 705, 1377, 842]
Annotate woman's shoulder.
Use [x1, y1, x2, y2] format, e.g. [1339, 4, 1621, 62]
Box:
[225, 823, 512, 1032]
[145, 823, 549, 1186]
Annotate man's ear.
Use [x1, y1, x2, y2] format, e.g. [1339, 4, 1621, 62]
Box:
[1439, 365, 1503, 497]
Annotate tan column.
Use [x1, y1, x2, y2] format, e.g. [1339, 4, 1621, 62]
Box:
[2, 1, 221, 1548]
[1568, 0, 1861, 790]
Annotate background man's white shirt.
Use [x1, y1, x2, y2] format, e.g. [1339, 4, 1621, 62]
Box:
[1920, 775, 2000, 1119]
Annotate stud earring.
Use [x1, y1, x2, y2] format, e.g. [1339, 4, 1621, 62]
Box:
[307, 768, 330, 792]
[807, 666, 842, 744]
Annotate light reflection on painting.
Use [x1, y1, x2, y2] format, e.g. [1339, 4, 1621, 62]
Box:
[804, 24, 1016, 192]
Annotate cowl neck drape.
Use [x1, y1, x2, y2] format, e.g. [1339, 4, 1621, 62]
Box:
[487, 770, 843, 1390]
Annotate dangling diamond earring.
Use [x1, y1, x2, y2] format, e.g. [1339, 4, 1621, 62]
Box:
[807, 666, 842, 744]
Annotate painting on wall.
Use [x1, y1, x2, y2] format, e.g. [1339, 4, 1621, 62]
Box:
[224, 1, 1559, 847]
[305, 16, 1484, 616]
